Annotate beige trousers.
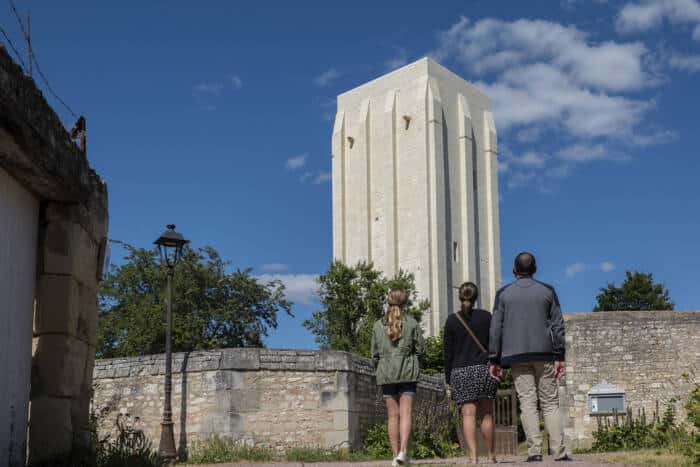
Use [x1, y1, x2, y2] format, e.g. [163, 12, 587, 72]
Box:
[512, 361, 567, 459]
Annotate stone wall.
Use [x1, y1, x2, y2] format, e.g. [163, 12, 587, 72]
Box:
[1, 44, 109, 465]
[92, 349, 448, 451]
[563, 311, 700, 449]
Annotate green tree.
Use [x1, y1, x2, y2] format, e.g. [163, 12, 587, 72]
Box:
[594, 271, 674, 312]
[97, 241, 292, 358]
[303, 261, 430, 357]
[420, 333, 444, 375]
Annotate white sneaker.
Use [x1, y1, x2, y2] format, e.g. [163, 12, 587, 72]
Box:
[396, 451, 408, 465]
[391, 458, 399, 467]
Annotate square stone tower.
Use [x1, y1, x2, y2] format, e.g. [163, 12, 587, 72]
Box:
[332, 57, 501, 337]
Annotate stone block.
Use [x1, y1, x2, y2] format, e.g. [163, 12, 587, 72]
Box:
[32, 334, 88, 398]
[183, 351, 222, 372]
[318, 351, 352, 371]
[221, 348, 260, 370]
[82, 345, 96, 390]
[34, 274, 80, 336]
[260, 349, 318, 371]
[71, 393, 91, 433]
[28, 396, 73, 463]
[333, 410, 350, 431]
[214, 371, 246, 391]
[44, 201, 108, 247]
[228, 390, 260, 413]
[321, 390, 348, 411]
[324, 429, 350, 449]
[41, 221, 98, 285]
[77, 282, 98, 345]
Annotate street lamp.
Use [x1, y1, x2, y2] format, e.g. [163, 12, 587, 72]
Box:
[154, 224, 189, 463]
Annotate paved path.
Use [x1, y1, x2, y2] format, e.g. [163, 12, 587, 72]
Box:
[186, 455, 629, 467]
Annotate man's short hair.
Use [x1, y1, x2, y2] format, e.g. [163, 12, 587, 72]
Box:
[514, 252, 537, 276]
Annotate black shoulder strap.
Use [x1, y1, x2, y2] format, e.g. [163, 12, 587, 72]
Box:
[454, 312, 487, 354]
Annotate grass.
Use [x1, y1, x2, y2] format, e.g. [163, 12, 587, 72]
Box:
[590, 448, 697, 466]
[186, 436, 378, 464]
[187, 436, 275, 464]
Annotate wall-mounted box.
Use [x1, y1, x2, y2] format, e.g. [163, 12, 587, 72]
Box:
[588, 382, 626, 415]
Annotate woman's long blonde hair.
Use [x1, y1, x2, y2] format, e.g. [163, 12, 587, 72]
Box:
[386, 288, 408, 342]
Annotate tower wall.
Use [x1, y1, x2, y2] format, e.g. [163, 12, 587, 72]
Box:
[332, 58, 501, 335]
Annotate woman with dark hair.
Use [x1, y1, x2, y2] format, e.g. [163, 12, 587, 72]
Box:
[371, 288, 424, 466]
[444, 282, 498, 464]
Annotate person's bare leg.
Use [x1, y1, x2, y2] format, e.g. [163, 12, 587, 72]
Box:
[399, 393, 414, 454]
[479, 399, 496, 463]
[461, 402, 478, 463]
[385, 396, 400, 457]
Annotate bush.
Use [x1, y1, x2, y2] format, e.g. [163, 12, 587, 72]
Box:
[361, 400, 461, 460]
[28, 414, 166, 467]
[361, 423, 394, 459]
[587, 401, 694, 455]
[685, 385, 700, 464]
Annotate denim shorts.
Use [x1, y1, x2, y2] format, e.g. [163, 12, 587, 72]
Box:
[381, 382, 417, 398]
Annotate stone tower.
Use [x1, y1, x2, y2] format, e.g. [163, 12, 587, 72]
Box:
[332, 57, 501, 337]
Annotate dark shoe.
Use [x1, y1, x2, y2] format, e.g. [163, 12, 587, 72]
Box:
[525, 455, 543, 462]
[555, 455, 573, 461]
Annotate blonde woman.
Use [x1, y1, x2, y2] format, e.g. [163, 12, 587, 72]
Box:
[371, 288, 424, 466]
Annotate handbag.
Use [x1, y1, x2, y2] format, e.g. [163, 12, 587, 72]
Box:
[454, 312, 487, 354]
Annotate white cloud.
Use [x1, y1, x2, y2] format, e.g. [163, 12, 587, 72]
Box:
[516, 127, 544, 143]
[565, 261, 616, 277]
[230, 74, 243, 90]
[434, 17, 654, 92]
[255, 273, 319, 305]
[565, 262, 588, 278]
[511, 151, 546, 168]
[433, 16, 672, 190]
[616, 0, 700, 40]
[312, 171, 331, 184]
[285, 154, 308, 170]
[505, 170, 537, 190]
[561, 0, 608, 8]
[557, 144, 628, 163]
[669, 52, 700, 71]
[193, 75, 242, 110]
[193, 82, 223, 96]
[260, 263, 289, 272]
[477, 63, 651, 138]
[314, 68, 341, 87]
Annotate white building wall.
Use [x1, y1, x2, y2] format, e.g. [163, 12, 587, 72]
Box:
[332, 58, 501, 335]
[0, 166, 39, 467]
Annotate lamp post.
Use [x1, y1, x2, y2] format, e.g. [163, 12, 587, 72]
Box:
[154, 224, 189, 463]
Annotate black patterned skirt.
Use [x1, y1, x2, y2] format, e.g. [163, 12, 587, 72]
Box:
[450, 364, 498, 405]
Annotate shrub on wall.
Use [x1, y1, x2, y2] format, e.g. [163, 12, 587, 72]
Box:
[361, 399, 461, 460]
[586, 400, 694, 457]
[685, 385, 700, 464]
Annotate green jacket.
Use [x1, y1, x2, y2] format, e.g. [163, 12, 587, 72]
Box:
[370, 316, 424, 385]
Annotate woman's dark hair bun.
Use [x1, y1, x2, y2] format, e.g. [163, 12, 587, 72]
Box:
[458, 282, 479, 314]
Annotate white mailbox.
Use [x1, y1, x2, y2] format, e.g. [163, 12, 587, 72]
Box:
[588, 382, 626, 415]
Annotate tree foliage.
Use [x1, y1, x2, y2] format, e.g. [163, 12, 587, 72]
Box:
[594, 271, 674, 312]
[421, 333, 445, 376]
[97, 242, 292, 358]
[303, 261, 430, 357]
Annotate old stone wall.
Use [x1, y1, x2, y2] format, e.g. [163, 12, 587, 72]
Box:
[1, 44, 109, 465]
[563, 311, 700, 449]
[92, 349, 447, 451]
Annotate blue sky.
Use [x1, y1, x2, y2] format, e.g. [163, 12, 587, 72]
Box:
[2, 0, 699, 349]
